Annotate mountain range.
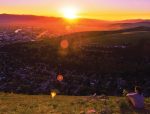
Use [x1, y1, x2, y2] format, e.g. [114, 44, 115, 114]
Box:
[0, 14, 150, 33]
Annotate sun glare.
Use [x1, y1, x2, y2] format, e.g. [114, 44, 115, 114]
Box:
[62, 7, 78, 19]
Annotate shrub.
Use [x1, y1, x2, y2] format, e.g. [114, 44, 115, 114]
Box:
[119, 99, 130, 110]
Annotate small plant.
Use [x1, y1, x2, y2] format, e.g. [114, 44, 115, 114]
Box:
[100, 107, 113, 114]
[51, 103, 58, 109]
[119, 99, 130, 110]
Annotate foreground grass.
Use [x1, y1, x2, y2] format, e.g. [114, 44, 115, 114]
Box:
[0, 93, 150, 114]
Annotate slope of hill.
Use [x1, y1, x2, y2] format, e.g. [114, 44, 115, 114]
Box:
[112, 21, 150, 29]
[0, 14, 150, 33]
[0, 28, 150, 95]
[0, 14, 62, 23]
[60, 26, 150, 38]
[0, 14, 113, 33]
[0, 93, 150, 114]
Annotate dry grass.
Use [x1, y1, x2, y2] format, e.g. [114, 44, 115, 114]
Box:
[0, 93, 150, 114]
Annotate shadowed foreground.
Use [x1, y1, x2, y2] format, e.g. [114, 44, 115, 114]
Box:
[0, 93, 150, 114]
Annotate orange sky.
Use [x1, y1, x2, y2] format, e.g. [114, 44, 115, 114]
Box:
[0, 0, 150, 20]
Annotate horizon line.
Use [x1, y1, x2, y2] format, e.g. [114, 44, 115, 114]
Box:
[1, 13, 150, 22]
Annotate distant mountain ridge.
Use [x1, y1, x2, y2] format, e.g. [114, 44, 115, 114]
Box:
[112, 21, 150, 29]
[0, 14, 150, 33]
[60, 26, 150, 38]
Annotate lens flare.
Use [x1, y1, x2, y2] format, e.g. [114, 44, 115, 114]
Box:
[57, 74, 63, 81]
[60, 40, 69, 49]
[51, 91, 56, 99]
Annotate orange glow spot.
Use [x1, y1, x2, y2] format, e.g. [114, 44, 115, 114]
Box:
[60, 40, 69, 49]
[57, 74, 63, 81]
[51, 91, 56, 99]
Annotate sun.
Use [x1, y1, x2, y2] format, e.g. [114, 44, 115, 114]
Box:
[62, 7, 78, 19]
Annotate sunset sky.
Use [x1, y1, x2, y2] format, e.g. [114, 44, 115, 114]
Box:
[0, 0, 150, 20]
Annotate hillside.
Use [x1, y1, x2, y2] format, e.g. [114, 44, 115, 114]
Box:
[0, 14, 113, 33]
[0, 93, 150, 114]
[0, 27, 150, 95]
[0, 14, 150, 33]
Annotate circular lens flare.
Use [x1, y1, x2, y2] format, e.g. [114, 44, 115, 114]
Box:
[57, 74, 63, 81]
[60, 40, 69, 49]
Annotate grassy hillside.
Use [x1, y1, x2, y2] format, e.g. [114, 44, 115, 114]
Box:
[0, 93, 150, 114]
